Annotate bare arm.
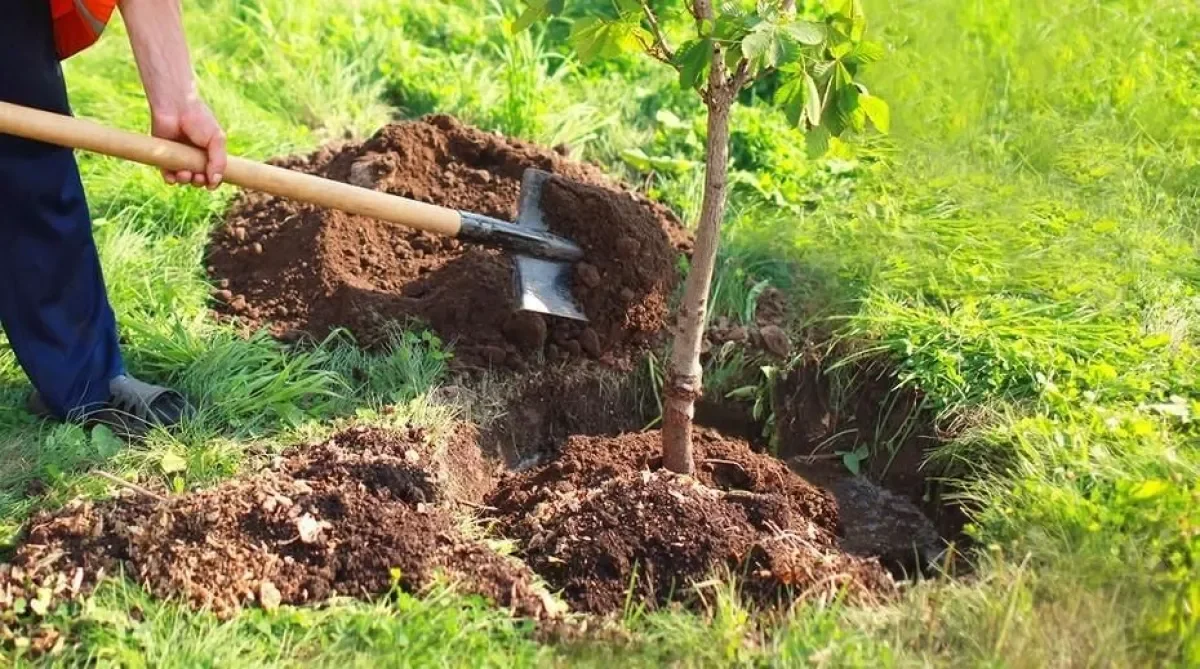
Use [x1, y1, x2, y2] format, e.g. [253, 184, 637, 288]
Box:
[119, 0, 226, 188]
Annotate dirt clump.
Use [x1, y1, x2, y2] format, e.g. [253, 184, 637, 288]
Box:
[487, 429, 894, 614]
[207, 115, 688, 370]
[0, 425, 548, 642]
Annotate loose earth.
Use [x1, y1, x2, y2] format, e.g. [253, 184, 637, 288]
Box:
[207, 115, 689, 370]
[488, 429, 895, 614]
[0, 425, 548, 635]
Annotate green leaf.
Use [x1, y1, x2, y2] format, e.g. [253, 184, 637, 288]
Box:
[30, 588, 52, 616]
[570, 17, 642, 63]
[512, 0, 557, 33]
[675, 39, 712, 90]
[845, 40, 885, 64]
[713, 14, 751, 40]
[834, 60, 854, 88]
[859, 93, 890, 133]
[1130, 479, 1169, 501]
[783, 21, 826, 46]
[741, 22, 796, 70]
[726, 386, 758, 400]
[160, 452, 188, 475]
[512, 8, 543, 33]
[648, 155, 699, 174]
[835, 85, 862, 132]
[803, 72, 822, 126]
[776, 76, 807, 126]
[620, 148, 653, 171]
[806, 126, 831, 158]
[91, 424, 122, 459]
[841, 451, 861, 475]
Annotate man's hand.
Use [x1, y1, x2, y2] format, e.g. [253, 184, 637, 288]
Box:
[151, 100, 226, 189]
[120, 0, 226, 190]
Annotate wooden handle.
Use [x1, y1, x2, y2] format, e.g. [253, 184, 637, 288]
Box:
[0, 101, 463, 237]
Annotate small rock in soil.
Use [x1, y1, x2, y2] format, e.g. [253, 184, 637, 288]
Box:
[503, 312, 548, 352]
[578, 329, 602, 358]
[479, 346, 510, 367]
[574, 263, 602, 289]
[563, 340, 583, 358]
[259, 581, 282, 610]
[615, 236, 641, 257]
[759, 325, 791, 358]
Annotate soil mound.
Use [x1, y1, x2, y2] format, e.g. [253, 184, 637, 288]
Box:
[0, 426, 547, 637]
[487, 430, 894, 614]
[207, 115, 689, 369]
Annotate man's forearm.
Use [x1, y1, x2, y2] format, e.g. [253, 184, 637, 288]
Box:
[117, 0, 226, 188]
[119, 0, 196, 114]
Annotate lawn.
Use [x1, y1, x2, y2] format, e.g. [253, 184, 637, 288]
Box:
[2, 0, 1199, 665]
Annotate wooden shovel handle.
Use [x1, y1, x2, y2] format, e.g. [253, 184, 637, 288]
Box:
[0, 101, 463, 237]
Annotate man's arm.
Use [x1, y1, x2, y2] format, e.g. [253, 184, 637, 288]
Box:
[119, 0, 226, 189]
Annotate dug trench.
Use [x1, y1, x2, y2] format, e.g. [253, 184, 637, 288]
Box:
[0, 116, 964, 648]
[0, 365, 962, 651]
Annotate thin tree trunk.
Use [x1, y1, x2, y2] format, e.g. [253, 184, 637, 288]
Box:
[662, 42, 734, 475]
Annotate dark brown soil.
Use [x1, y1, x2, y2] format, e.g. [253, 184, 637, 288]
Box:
[0, 425, 548, 640]
[487, 429, 894, 614]
[473, 368, 656, 467]
[207, 115, 689, 370]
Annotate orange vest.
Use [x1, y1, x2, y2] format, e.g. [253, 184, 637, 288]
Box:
[50, 0, 118, 60]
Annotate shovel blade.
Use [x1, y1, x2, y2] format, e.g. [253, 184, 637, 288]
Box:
[513, 255, 588, 321]
[512, 168, 588, 322]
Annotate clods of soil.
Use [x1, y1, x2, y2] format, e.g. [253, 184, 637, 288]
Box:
[0, 425, 548, 637]
[207, 115, 689, 369]
[488, 429, 895, 614]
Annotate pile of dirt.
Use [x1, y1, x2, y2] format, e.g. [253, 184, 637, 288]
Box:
[487, 429, 894, 614]
[207, 115, 689, 369]
[0, 425, 547, 640]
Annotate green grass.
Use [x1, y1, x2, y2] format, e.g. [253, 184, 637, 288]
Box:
[2, 0, 1199, 665]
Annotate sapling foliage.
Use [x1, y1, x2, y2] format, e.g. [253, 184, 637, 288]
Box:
[516, 0, 887, 474]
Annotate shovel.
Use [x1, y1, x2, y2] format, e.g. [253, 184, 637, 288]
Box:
[0, 101, 588, 322]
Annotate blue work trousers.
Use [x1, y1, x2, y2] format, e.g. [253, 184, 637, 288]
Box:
[0, 0, 125, 417]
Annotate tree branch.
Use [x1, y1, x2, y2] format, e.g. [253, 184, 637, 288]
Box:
[729, 59, 753, 93]
[635, 33, 678, 68]
[781, 0, 797, 12]
[640, 2, 675, 61]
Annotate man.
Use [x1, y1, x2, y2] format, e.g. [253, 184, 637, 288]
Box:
[1, 0, 226, 437]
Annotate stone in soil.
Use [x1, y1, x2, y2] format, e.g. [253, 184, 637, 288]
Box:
[206, 115, 690, 370]
[487, 429, 894, 614]
[0, 425, 548, 639]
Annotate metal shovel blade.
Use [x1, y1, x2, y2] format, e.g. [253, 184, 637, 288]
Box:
[511, 169, 588, 322]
